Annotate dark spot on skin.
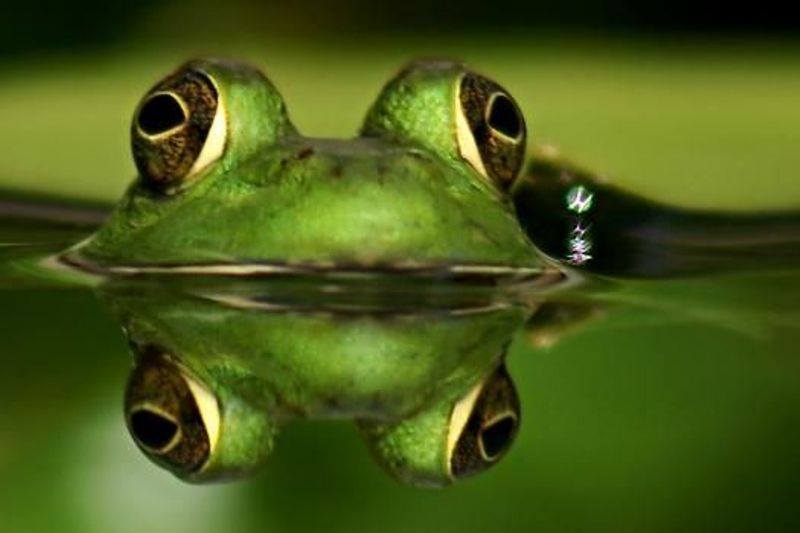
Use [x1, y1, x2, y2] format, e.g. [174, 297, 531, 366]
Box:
[322, 394, 346, 411]
[280, 147, 315, 170]
[296, 147, 314, 160]
[331, 162, 344, 179]
[377, 162, 388, 176]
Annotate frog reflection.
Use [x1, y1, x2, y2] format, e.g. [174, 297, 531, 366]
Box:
[105, 286, 529, 487]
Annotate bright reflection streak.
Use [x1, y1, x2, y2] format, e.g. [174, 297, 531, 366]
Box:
[565, 185, 595, 265]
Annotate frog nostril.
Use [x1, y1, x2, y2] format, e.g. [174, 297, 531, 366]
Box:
[487, 94, 522, 140]
[137, 92, 187, 136]
[129, 407, 180, 452]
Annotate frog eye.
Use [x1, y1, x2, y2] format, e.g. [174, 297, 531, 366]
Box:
[456, 73, 527, 190]
[358, 360, 520, 487]
[124, 350, 220, 475]
[447, 363, 520, 478]
[132, 65, 227, 192]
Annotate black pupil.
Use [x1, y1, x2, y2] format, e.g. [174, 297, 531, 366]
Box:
[137, 93, 186, 135]
[487, 94, 521, 139]
[480, 415, 516, 460]
[130, 409, 179, 451]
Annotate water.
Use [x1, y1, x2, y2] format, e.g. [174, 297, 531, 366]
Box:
[0, 189, 799, 532]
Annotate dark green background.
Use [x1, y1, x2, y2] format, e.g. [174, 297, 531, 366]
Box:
[0, 2, 799, 531]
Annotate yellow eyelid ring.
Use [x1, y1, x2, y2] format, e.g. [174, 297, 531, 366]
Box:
[455, 92, 489, 179]
[446, 374, 485, 462]
[188, 89, 227, 179]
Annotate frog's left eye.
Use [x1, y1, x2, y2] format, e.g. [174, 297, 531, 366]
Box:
[456, 74, 527, 190]
[124, 350, 220, 475]
[132, 66, 227, 191]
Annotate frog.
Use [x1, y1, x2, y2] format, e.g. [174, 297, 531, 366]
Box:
[55, 57, 551, 487]
[54, 57, 799, 487]
[63, 58, 543, 283]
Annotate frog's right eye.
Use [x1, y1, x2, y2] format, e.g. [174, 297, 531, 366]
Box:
[361, 60, 527, 192]
[132, 65, 227, 192]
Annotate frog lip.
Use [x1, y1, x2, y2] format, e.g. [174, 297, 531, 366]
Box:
[58, 252, 553, 286]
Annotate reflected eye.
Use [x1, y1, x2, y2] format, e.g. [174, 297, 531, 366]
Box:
[479, 413, 517, 460]
[124, 348, 220, 475]
[129, 407, 181, 452]
[448, 363, 520, 479]
[132, 66, 226, 192]
[457, 73, 526, 189]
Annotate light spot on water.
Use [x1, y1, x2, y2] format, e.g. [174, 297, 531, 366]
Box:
[565, 186, 595, 265]
[566, 185, 594, 214]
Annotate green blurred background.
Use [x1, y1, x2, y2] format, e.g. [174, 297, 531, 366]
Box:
[1, 1, 799, 531]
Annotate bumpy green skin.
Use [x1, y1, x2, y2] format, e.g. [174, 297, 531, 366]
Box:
[74, 59, 539, 270]
[110, 289, 525, 420]
[362, 61, 466, 165]
[190, 369, 277, 483]
[105, 287, 527, 482]
[359, 393, 457, 487]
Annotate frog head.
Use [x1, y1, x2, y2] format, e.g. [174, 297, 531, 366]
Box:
[68, 58, 539, 278]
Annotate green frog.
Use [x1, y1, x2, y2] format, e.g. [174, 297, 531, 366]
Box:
[58, 57, 551, 488]
[52, 58, 798, 487]
[65, 58, 541, 280]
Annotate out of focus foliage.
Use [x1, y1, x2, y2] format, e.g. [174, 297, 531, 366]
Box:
[4, 0, 799, 57]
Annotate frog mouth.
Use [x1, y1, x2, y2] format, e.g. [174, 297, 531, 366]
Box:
[57, 251, 559, 287]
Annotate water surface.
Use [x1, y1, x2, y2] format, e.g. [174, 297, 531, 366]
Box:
[0, 216, 798, 532]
